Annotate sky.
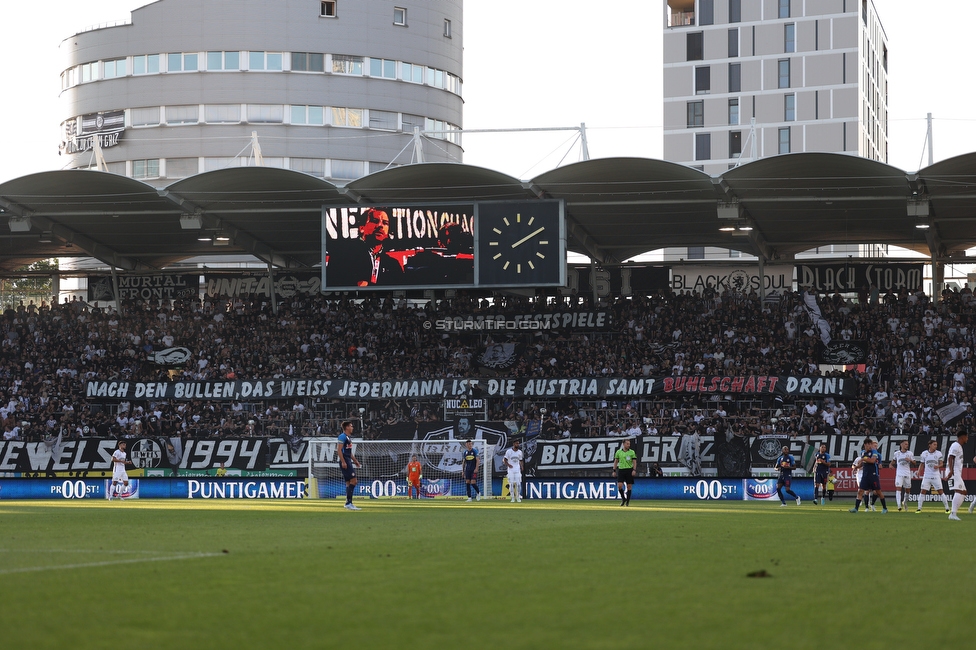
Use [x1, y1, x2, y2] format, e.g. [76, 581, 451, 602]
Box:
[0, 0, 974, 184]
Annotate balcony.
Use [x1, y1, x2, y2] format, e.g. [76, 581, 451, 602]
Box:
[668, 0, 696, 27]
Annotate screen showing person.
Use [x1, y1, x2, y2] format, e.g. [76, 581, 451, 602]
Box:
[324, 208, 402, 288]
[323, 204, 474, 289]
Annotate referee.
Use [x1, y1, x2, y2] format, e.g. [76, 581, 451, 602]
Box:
[613, 438, 637, 506]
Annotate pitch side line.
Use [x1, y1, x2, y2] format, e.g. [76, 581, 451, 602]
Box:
[0, 552, 223, 575]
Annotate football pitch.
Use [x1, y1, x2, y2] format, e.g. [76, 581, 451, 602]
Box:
[0, 498, 967, 649]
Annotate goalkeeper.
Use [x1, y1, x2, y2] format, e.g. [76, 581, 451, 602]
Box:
[406, 455, 423, 499]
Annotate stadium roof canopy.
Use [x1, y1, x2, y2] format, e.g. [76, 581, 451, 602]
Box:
[0, 152, 974, 271]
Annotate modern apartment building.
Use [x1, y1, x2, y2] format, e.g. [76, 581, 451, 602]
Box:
[663, 0, 887, 176]
[58, 0, 463, 187]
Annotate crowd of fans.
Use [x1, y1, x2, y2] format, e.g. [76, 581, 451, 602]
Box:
[1, 282, 974, 444]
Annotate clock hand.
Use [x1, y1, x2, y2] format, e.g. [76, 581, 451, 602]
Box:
[511, 227, 546, 249]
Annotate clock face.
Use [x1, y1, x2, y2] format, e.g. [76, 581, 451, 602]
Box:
[477, 200, 563, 287]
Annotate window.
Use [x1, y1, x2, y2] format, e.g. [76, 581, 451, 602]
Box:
[205, 104, 241, 123]
[332, 55, 363, 75]
[205, 158, 239, 172]
[132, 159, 160, 179]
[401, 62, 424, 83]
[688, 246, 705, 260]
[368, 110, 398, 131]
[246, 104, 283, 123]
[103, 58, 126, 78]
[165, 105, 199, 125]
[778, 59, 790, 88]
[132, 54, 160, 75]
[330, 107, 363, 127]
[445, 72, 462, 95]
[291, 105, 325, 125]
[165, 158, 199, 178]
[785, 94, 795, 121]
[728, 29, 738, 58]
[130, 106, 160, 127]
[249, 52, 282, 71]
[687, 101, 704, 128]
[401, 113, 424, 133]
[320, 1, 336, 17]
[369, 58, 397, 79]
[729, 131, 742, 158]
[699, 0, 714, 25]
[695, 66, 710, 94]
[168, 52, 198, 72]
[779, 0, 790, 19]
[291, 52, 325, 72]
[785, 24, 795, 53]
[729, 0, 741, 23]
[393, 7, 407, 26]
[728, 63, 740, 92]
[778, 127, 791, 154]
[331, 159, 364, 179]
[291, 158, 325, 176]
[79, 63, 93, 83]
[695, 133, 711, 161]
[425, 118, 460, 144]
[728, 98, 739, 125]
[687, 32, 703, 61]
[426, 67, 445, 88]
[444, 19, 452, 37]
[207, 51, 240, 71]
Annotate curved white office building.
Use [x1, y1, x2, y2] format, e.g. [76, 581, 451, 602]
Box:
[59, 0, 463, 186]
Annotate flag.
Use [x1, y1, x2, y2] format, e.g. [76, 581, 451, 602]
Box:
[476, 342, 521, 370]
[801, 289, 832, 345]
[935, 401, 968, 427]
[284, 424, 302, 454]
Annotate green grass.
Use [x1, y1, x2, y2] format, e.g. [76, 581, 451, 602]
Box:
[0, 498, 966, 649]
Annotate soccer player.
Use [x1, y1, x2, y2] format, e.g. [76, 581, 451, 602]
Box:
[813, 443, 831, 505]
[945, 430, 968, 521]
[775, 446, 800, 507]
[612, 438, 637, 506]
[406, 454, 422, 499]
[850, 439, 887, 513]
[337, 421, 362, 510]
[889, 440, 915, 511]
[462, 440, 481, 502]
[110, 440, 132, 500]
[917, 439, 949, 513]
[504, 440, 524, 503]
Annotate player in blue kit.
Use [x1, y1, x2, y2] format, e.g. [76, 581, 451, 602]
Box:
[337, 421, 362, 510]
[462, 439, 481, 501]
[813, 443, 831, 506]
[775, 446, 800, 507]
[850, 438, 887, 513]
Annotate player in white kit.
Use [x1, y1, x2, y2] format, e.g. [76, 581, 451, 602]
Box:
[504, 440, 524, 503]
[889, 440, 915, 511]
[945, 431, 968, 520]
[917, 439, 949, 513]
[110, 441, 132, 500]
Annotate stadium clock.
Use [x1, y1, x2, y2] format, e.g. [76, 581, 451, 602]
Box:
[476, 200, 565, 287]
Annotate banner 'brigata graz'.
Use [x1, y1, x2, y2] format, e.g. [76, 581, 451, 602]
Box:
[86, 374, 856, 401]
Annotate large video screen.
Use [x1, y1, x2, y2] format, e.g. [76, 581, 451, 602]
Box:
[321, 200, 565, 290]
[322, 204, 475, 289]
